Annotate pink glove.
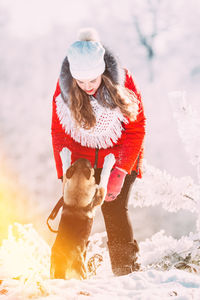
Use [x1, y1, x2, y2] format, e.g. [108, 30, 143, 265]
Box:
[105, 167, 127, 202]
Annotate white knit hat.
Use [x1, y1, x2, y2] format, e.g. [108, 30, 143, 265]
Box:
[67, 28, 105, 80]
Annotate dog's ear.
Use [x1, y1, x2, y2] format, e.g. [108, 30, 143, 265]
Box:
[83, 167, 91, 180]
[66, 165, 75, 179]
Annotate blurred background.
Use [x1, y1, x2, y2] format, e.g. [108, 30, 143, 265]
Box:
[0, 0, 199, 245]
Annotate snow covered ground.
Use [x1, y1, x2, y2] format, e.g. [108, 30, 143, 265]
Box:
[1, 224, 200, 300]
[2, 269, 200, 299]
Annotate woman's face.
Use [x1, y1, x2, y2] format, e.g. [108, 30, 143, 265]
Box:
[75, 75, 102, 95]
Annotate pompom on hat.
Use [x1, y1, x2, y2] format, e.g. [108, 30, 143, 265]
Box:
[67, 28, 105, 80]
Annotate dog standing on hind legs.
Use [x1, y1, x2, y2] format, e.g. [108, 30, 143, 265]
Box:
[50, 148, 115, 280]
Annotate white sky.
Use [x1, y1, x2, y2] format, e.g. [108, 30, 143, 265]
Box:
[1, 0, 91, 38]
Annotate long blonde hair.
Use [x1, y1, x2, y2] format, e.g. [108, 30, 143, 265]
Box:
[68, 74, 139, 129]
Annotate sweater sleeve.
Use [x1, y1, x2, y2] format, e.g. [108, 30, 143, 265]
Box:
[114, 70, 146, 174]
[51, 80, 72, 179]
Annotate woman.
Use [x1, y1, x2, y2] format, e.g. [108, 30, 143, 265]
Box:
[51, 28, 146, 276]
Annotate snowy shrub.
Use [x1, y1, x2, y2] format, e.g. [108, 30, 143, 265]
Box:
[0, 223, 51, 297]
[139, 230, 200, 274]
[130, 160, 200, 227]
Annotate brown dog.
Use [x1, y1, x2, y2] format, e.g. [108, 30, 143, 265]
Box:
[50, 157, 113, 280]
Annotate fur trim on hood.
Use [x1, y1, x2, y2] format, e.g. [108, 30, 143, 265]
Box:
[59, 47, 126, 101]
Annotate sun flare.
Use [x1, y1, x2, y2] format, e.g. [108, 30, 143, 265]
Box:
[0, 223, 51, 297]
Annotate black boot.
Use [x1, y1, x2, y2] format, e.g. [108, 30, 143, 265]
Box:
[100, 170, 139, 276]
[107, 239, 140, 276]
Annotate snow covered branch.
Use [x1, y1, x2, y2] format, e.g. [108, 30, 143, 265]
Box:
[168, 91, 200, 184]
[131, 160, 199, 212]
[130, 160, 200, 230]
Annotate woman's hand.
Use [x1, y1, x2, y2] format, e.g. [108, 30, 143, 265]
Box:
[105, 167, 127, 202]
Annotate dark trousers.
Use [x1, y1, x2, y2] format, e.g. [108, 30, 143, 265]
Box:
[94, 169, 139, 275]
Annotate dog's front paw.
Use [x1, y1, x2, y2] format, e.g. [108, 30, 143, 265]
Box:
[92, 187, 105, 207]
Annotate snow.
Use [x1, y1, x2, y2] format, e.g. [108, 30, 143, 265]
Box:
[169, 91, 200, 183]
[131, 160, 200, 213]
[1, 224, 200, 299]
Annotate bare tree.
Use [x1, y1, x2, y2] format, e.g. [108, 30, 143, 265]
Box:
[132, 0, 169, 81]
